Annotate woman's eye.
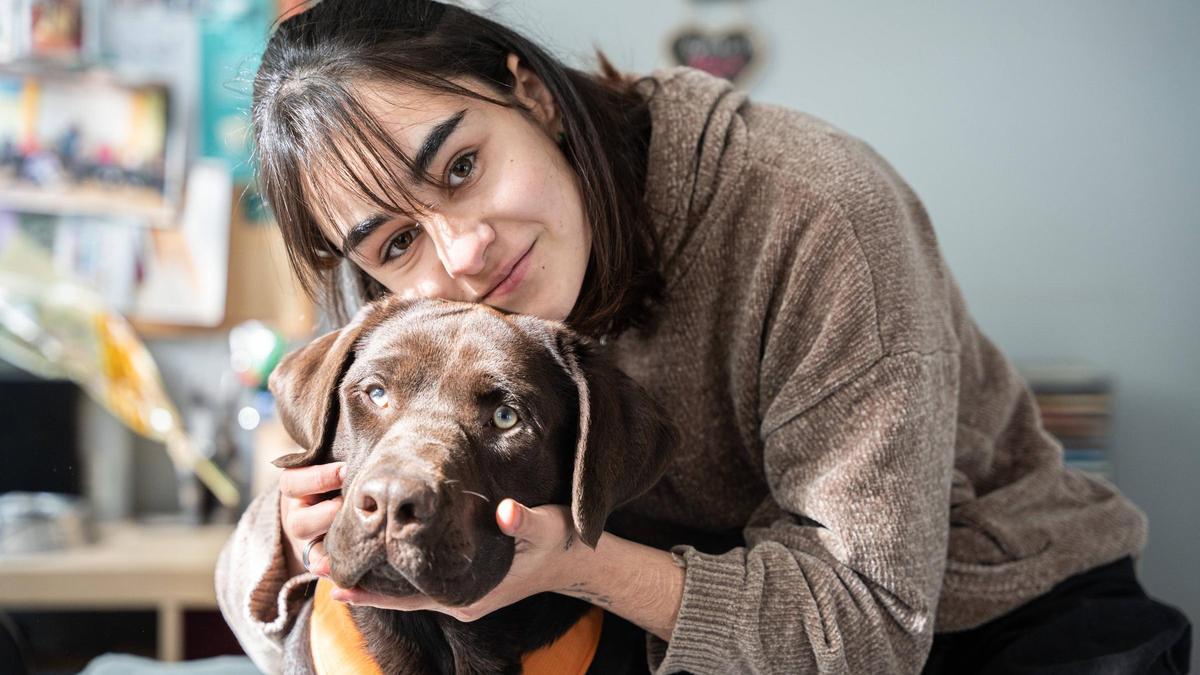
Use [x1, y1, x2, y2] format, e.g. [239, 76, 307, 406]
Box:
[447, 152, 476, 188]
[492, 405, 519, 430]
[366, 385, 389, 408]
[383, 227, 421, 263]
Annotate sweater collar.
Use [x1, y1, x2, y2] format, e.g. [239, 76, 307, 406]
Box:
[637, 67, 751, 282]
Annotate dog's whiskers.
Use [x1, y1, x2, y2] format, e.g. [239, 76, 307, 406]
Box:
[445, 481, 490, 503]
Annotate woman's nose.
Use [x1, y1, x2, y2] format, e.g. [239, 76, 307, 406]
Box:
[441, 221, 495, 278]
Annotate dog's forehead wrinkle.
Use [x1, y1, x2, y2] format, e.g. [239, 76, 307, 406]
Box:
[387, 298, 492, 339]
[456, 321, 520, 363]
[358, 299, 526, 371]
[407, 299, 473, 325]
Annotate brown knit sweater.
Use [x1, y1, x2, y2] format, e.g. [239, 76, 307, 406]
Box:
[215, 66, 1148, 674]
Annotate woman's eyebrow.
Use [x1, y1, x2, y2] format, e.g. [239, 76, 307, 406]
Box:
[410, 109, 467, 182]
[342, 213, 391, 257]
[338, 110, 467, 256]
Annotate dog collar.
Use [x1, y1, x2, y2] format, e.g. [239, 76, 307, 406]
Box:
[310, 577, 604, 675]
[520, 601, 604, 675]
[310, 578, 384, 675]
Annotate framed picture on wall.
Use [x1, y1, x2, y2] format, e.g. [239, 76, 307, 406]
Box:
[0, 66, 184, 225]
[30, 0, 83, 59]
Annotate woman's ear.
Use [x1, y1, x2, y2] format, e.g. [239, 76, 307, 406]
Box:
[505, 52, 559, 133]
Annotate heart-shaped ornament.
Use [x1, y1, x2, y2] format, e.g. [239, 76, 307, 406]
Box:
[668, 24, 764, 86]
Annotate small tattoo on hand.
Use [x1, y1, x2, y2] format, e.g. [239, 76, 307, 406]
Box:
[564, 581, 612, 607]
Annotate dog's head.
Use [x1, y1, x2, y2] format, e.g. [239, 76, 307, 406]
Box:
[268, 296, 675, 606]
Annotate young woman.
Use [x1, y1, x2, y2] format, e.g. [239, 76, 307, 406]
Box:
[216, 0, 1192, 672]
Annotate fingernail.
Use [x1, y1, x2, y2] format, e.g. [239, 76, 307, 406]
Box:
[336, 464, 346, 482]
[497, 499, 520, 532]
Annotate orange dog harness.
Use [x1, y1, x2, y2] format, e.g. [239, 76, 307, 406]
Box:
[310, 578, 604, 675]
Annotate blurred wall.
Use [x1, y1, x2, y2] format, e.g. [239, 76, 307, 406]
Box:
[491, 0, 1200, 659]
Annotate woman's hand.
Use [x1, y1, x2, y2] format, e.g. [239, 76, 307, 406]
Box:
[278, 462, 346, 578]
[329, 499, 580, 622]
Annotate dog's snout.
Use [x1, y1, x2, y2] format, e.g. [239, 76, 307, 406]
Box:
[354, 474, 439, 537]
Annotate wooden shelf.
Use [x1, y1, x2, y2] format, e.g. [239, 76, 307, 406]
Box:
[0, 520, 235, 661]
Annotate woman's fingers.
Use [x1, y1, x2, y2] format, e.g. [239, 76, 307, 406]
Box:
[279, 462, 346, 503]
[279, 463, 346, 577]
[330, 586, 435, 612]
[285, 495, 344, 542]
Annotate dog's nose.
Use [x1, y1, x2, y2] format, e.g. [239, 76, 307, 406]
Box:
[354, 475, 438, 537]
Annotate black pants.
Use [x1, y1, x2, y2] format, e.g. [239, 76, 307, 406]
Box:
[922, 558, 1192, 674]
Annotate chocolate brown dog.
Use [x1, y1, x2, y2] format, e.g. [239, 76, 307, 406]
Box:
[268, 296, 676, 674]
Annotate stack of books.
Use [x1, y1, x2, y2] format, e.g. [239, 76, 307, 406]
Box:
[1022, 365, 1113, 481]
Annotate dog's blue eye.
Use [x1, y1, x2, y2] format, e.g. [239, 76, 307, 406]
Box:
[367, 385, 389, 408]
[492, 405, 518, 430]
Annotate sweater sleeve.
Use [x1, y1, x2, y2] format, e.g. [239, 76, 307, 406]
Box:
[215, 484, 319, 674]
[647, 350, 959, 674]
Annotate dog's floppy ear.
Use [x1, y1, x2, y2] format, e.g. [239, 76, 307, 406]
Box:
[267, 304, 377, 468]
[555, 331, 677, 548]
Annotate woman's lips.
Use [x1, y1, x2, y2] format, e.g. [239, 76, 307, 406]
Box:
[484, 244, 533, 301]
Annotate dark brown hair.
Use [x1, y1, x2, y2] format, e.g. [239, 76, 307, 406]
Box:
[252, 0, 662, 337]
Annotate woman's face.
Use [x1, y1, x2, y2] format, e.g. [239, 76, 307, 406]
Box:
[315, 57, 589, 322]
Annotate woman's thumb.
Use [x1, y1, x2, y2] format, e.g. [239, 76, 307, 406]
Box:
[496, 498, 529, 537]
